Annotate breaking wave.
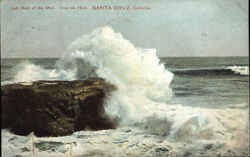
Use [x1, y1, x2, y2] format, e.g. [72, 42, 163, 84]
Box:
[226, 66, 249, 75]
[172, 66, 249, 76]
[9, 27, 249, 151]
[12, 26, 174, 124]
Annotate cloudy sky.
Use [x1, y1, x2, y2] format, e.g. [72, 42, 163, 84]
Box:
[1, 0, 248, 58]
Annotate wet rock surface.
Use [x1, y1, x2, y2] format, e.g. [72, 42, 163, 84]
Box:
[1, 78, 118, 137]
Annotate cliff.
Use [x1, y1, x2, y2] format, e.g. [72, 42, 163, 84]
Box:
[1, 78, 118, 137]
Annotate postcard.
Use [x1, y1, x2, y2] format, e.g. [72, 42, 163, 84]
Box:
[1, 0, 249, 156]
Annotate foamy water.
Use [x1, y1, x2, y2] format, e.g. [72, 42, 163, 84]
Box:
[2, 26, 249, 156]
[227, 66, 249, 75]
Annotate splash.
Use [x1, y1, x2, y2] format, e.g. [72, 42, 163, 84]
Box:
[12, 26, 174, 124]
[12, 27, 249, 151]
[56, 26, 174, 124]
[13, 61, 75, 82]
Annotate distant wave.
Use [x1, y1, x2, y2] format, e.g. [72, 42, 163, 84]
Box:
[226, 66, 249, 75]
[172, 66, 249, 76]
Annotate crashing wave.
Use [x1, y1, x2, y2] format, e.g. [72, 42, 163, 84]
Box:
[12, 26, 174, 124]
[226, 66, 249, 75]
[10, 27, 249, 150]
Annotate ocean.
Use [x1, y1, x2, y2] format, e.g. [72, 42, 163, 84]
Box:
[1, 57, 249, 108]
[1, 27, 249, 157]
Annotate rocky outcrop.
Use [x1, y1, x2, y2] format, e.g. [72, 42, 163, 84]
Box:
[1, 78, 118, 137]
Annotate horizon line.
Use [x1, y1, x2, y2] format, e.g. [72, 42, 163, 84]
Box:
[1, 56, 249, 59]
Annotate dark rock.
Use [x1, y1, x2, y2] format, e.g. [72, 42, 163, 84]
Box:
[1, 78, 118, 137]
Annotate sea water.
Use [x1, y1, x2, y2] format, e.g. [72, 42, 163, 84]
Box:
[1, 27, 249, 156]
[1, 57, 248, 108]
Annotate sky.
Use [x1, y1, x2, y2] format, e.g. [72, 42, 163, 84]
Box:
[1, 0, 248, 58]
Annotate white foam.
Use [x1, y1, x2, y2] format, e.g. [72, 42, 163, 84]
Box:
[1, 80, 14, 85]
[13, 61, 76, 82]
[227, 66, 249, 75]
[56, 26, 174, 124]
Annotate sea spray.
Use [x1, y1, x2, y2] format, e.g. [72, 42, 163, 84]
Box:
[13, 61, 76, 82]
[12, 26, 174, 124]
[11, 27, 249, 152]
[56, 26, 174, 124]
